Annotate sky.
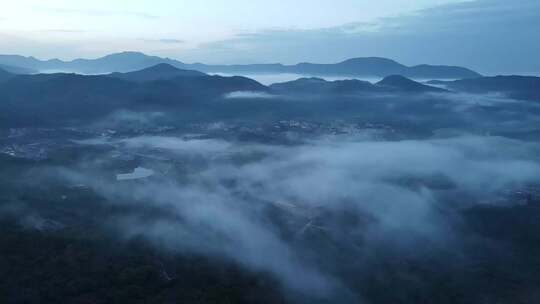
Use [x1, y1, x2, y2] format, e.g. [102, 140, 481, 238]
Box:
[0, 0, 539, 74]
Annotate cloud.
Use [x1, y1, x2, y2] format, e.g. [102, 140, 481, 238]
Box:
[38, 29, 88, 34]
[140, 38, 186, 44]
[3, 0, 538, 73]
[119, 136, 233, 155]
[41, 131, 540, 300]
[157, 39, 185, 44]
[179, 0, 540, 74]
[224, 91, 277, 99]
[0, 33, 83, 59]
[40, 7, 159, 19]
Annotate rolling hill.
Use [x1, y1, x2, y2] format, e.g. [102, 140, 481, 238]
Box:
[270, 75, 447, 95]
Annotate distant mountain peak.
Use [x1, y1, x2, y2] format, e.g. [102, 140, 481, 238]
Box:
[108, 63, 206, 82]
[141, 63, 182, 72]
[104, 51, 148, 58]
[340, 57, 403, 65]
[295, 77, 327, 83]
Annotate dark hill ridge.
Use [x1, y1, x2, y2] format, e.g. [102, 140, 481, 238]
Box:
[270, 75, 447, 95]
[377, 75, 448, 93]
[427, 75, 540, 101]
[0, 52, 481, 79]
[3, 63, 538, 129]
[135, 74, 268, 106]
[270, 77, 382, 95]
[0, 68, 267, 126]
[109, 63, 206, 82]
[0, 73, 136, 123]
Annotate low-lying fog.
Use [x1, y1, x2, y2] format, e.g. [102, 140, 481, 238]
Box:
[2, 87, 540, 303]
[211, 73, 385, 85]
[211, 72, 460, 86]
[35, 131, 540, 300]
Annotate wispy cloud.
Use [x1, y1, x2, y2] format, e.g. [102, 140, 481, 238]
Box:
[158, 38, 185, 44]
[140, 38, 186, 44]
[42, 132, 540, 299]
[224, 91, 276, 99]
[39, 7, 159, 19]
[38, 29, 88, 34]
[178, 0, 540, 73]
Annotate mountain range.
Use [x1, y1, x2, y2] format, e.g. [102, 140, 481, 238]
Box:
[0, 51, 481, 79]
[1, 62, 538, 128]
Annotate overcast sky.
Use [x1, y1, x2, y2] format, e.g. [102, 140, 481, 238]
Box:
[0, 0, 539, 74]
